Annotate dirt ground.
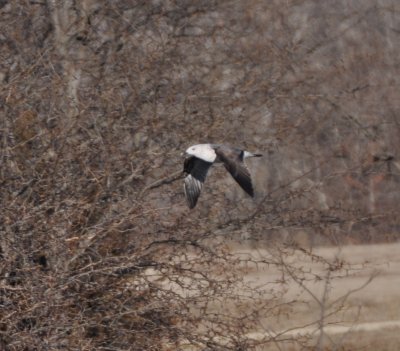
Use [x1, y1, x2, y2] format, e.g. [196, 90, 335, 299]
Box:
[233, 242, 400, 350]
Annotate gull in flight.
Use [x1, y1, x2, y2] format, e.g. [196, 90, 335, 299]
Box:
[183, 144, 262, 209]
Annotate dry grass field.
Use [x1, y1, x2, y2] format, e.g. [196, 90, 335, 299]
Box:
[158, 241, 400, 350]
[230, 242, 400, 350]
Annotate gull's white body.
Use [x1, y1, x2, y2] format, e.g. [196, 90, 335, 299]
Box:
[186, 144, 257, 163]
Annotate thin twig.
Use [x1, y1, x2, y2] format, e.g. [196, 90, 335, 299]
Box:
[138, 170, 183, 199]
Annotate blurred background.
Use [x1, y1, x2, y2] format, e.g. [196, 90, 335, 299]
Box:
[1, 1, 400, 350]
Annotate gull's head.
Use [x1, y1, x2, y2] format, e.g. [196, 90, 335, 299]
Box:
[185, 145, 198, 156]
[184, 144, 216, 163]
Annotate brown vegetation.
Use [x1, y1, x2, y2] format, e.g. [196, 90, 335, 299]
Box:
[1, 0, 399, 350]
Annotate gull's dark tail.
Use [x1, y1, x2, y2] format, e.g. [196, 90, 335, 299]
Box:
[244, 151, 262, 158]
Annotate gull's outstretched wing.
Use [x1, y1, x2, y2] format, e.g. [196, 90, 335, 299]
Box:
[183, 156, 213, 209]
[214, 147, 254, 197]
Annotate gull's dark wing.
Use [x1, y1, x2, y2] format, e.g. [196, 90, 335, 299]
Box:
[183, 156, 213, 209]
[214, 147, 254, 197]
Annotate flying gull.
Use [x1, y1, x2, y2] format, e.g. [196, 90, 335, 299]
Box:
[183, 144, 262, 209]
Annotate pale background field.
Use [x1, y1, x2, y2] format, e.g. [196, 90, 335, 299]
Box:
[228, 242, 400, 350]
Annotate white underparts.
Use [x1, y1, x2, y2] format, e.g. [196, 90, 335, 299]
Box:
[243, 151, 253, 158]
[186, 144, 217, 163]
